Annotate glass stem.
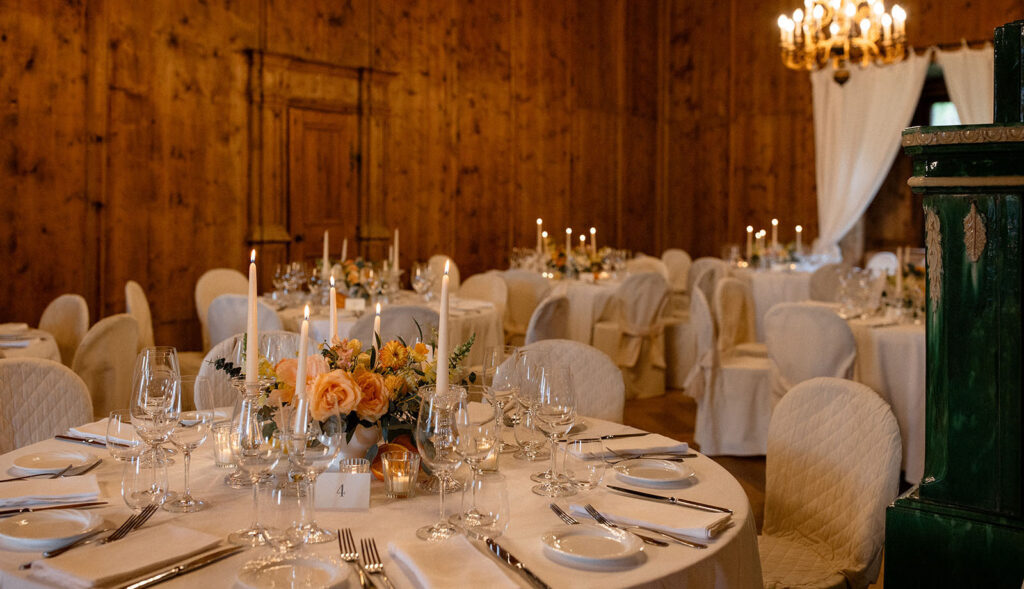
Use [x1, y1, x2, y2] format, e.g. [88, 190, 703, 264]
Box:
[306, 473, 317, 527]
[471, 468, 479, 510]
[549, 435, 559, 480]
[438, 473, 447, 525]
[182, 450, 191, 498]
[250, 480, 260, 530]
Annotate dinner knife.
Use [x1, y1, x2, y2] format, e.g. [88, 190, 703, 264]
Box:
[117, 545, 246, 589]
[0, 501, 108, 518]
[55, 434, 129, 449]
[607, 485, 733, 514]
[484, 538, 551, 589]
[564, 432, 650, 443]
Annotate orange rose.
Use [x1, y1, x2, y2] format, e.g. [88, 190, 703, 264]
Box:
[354, 368, 390, 421]
[379, 340, 409, 370]
[271, 356, 330, 406]
[309, 369, 363, 421]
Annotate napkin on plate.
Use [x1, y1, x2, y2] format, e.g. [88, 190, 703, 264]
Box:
[30, 524, 222, 589]
[0, 475, 100, 509]
[67, 419, 136, 446]
[566, 433, 689, 460]
[388, 536, 518, 589]
[567, 499, 730, 541]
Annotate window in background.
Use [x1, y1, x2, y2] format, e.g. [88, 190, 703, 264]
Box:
[930, 101, 961, 126]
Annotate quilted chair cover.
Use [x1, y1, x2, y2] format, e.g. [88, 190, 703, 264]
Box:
[206, 294, 284, 349]
[809, 264, 848, 302]
[458, 272, 508, 326]
[71, 314, 139, 419]
[687, 257, 727, 297]
[692, 262, 730, 316]
[195, 268, 248, 351]
[713, 278, 767, 359]
[625, 255, 670, 280]
[525, 295, 569, 344]
[124, 280, 155, 350]
[764, 303, 856, 406]
[428, 255, 461, 294]
[661, 248, 692, 293]
[350, 306, 440, 347]
[197, 330, 308, 409]
[502, 270, 552, 346]
[759, 377, 901, 589]
[684, 289, 772, 455]
[592, 273, 669, 399]
[0, 358, 93, 453]
[865, 252, 899, 276]
[518, 339, 625, 423]
[38, 293, 89, 367]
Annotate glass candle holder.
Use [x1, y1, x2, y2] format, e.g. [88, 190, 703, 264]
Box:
[338, 458, 370, 474]
[212, 421, 235, 468]
[382, 450, 420, 499]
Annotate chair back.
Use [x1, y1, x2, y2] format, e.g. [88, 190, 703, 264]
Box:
[661, 249, 692, 292]
[38, 294, 89, 367]
[687, 257, 725, 294]
[501, 270, 552, 343]
[72, 314, 139, 418]
[605, 273, 669, 367]
[350, 305, 440, 346]
[765, 377, 901, 587]
[518, 339, 625, 423]
[713, 277, 757, 356]
[692, 262, 729, 313]
[865, 252, 899, 276]
[206, 294, 284, 349]
[195, 268, 248, 351]
[683, 287, 717, 400]
[428, 255, 461, 292]
[125, 280, 154, 350]
[197, 330, 310, 409]
[525, 295, 569, 344]
[764, 302, 856, 400]
[0, 358, 93, 452]
[459, 272, 508, 322]
[625, 255, 670, 280]
[809, 263, 847, 302]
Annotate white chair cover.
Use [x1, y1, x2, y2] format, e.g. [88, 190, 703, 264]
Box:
[661, 249, 692, 293]
[524, 295, 569, 344]
[501, 270, 552, 346]
[684, 289, 773, 456]
[519, 339, 625, 423]
[764, 303, 857, 405]
[687, 257, 726, 295]
[197, 330, 310, 410]
[124, 280, 155, 350]
[206, 294, 284, 349]
[0, 358, 94, 453]
[428, 255, 461, 293]
[38, 294, 89, 367]
[809, 263, 847, 302]
[625, 255, 670, 280]
[350, 306, 440, 346]
[865, 252, 899, 276]
[72, 314, 139, 419]
[692, 261, 730, 314]
[759, 377, 901, 589]
[592, 273, 669, 399]
[458, 272, 508, 325]
[195, 268, 248, 351]
[713, 277, 766, 358]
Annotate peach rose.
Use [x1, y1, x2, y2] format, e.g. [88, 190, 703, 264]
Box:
[309, 369, 363, 421]
[354, 369, 390, 421]
[271, 356, 330, 406]
[379, 340, 409, 370]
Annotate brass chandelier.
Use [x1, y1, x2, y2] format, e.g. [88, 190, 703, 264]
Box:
[778, 0, 907, 84]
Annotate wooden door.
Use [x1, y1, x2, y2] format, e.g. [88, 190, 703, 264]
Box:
[287, 107, 360, 267]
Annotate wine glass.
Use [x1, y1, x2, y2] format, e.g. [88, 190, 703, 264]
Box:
[129, 347, 181, 467]
[450, 386, 498, 527]
[122, 455, 169, 513]
[563, 439, 606, 493]
[262, 479, 309, 556]
[163, 375, 214, 513]
[460, 472, 510, 538]
[415, 385, 466, 542]
[228, 381, 283, 546]
[411, 263, 434, 301]
[483, 346, 521, 454]
[531, 367, 578, 497]
[512, 405, 550, 461]
[272, 264, 287, 298]
[361, 265, 382, 304]
[284, 421, 342, 544]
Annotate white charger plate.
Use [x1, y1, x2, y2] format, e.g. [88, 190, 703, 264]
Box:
[236, 557, 351, 588]
[614, 458, 695, 486]
[541, 524, 643, 570]
[0, 509, 103, 552]
[13, 450, 97, 474]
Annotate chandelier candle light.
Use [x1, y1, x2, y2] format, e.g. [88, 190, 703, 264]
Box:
[293, 305, 311, 435]
[246, 249, 258, 383]
[778, 0, 907, 84]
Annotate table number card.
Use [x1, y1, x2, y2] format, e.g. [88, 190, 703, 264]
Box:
[315, 472, 370, 511]
[345, 298, 366, 313]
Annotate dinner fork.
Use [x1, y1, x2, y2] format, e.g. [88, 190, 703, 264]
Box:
[360, 538, 395, 589]
[549, 503, 579, 525]
[0, 465, 73, 484]
[554, 503, 666, 546]
[583, 503, 706, 549]
[22, 504, 160, 568]
[337, 529, 374, 589]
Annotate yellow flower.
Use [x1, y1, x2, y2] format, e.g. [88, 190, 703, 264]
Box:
[410, 342, 429, 363]
[384, 374, 405, 397]
[356, 352, 371, 368]
[347, 339, 362, 354]
[379, 340, 409, 370]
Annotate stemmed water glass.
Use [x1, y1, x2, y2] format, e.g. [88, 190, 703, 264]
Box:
[415, 385, 466, 542]
[228, 380, 283, 546]
[129, 347, 181, 468]
[284, 421, 343, 544]
[360, 265, 382, 304]
[483, 346, 522, 453]
[163, 375, 214, 513]
[122, 455, 169, 513]
[531, 366, 578, 497]
[450, 386, 498, 528]
[411, 263, 435, 301]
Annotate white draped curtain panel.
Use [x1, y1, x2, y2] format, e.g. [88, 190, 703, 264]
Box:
[936, 43, 994, 125]
[811, 50, 932, 256]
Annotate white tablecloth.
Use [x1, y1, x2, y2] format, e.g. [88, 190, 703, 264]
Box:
[0, 418, 761, 589]
[547, 280, 619, 345]
[849, 320, 926, 484]
[277, 291, 503, 368]
[0, 329, 60, 363]
[731, 268, 812, 341]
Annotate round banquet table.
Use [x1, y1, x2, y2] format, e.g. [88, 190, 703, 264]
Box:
[0, 329, 61, 363]
[730, 268, 812, 341]
[276, 291, 503, 368]
[0, 418, 761, 588]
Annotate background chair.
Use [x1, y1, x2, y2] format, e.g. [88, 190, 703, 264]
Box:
[501, 269, 551, 346]
[350, 305, 440, 346]
[692, 261, 730, 314]
[662, 248, 693, 314]
[713, 277, 766, 358]
[625, 254, 670, 280]
[809, 263, 848, 302]
[197, 330, 310, 410]
[865, 251, 900, 276]
[518, 339, 625, 423]
[428, 255, 461, 293]
[71, 313, 139, 419]
[687, 257, 727, 299]
[127, 280, 203, 375]
[458, 272, 508, 324]
[195, 268, 248, 352]
[0, 358, 94, 453]
[764, 302, 857, 404]
[759, 377, 901, 589]
[524, 294, 569, 344]
[206, 294, 284, 349]
[38, 293, 89, 367]
[593, 273, 669, 399]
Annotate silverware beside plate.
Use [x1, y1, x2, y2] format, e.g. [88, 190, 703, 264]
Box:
[607, 485, 733, 514]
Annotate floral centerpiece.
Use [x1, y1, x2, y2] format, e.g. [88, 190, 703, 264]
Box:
[884, 261, 926, 317]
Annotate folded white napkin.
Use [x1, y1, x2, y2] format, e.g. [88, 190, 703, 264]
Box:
[388, 536, 518, 589]
[0, 323, 29, 336]
[0, 475, 100, 509]
[68, 419, 138, 446]
[566, 433, 689, 460]
[30, 524, 222, 589]
[567, 500, 730, 541]
[0, 339, 32, 348]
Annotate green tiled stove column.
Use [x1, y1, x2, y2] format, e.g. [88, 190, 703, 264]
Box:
[884, 20, 1024, 587]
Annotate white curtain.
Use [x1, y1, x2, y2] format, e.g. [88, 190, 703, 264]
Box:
[936, 43, 994, 125]
[811, 51, 932, 256]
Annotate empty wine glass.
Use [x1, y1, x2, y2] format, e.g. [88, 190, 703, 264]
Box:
[262, 479, 309, 556]
[531, 367, 578, 497]
[415, 385, 466, 542]
[228, 380, 283, 546]
[361, 265, 382, 304]
[513, 405, 549, 461]
[483, 346, 521, 453]
[284, 421, 342, 544]
[563, 439, 606, 493]
[451, 386, 498, 527]
[129, 347, 181, 467]
[459, 472, 510, 538]
[122, 455, 169, 513]
[411, 262, 434, 301]
[164, 375, 214, 513]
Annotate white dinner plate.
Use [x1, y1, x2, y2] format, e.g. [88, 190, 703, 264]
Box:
[236, 557, 351, 589]
[13, 450, 97, 474]
[614, 458, 695, 486]
[0, 509, 103, 552]
[541, 524, 643, 570]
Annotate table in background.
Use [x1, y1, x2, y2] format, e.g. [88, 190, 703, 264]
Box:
[731, 268, 812, 341]
[0, 330, 60, 363]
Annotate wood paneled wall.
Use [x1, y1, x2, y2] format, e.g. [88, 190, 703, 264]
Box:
[1, 0, 1021, 351]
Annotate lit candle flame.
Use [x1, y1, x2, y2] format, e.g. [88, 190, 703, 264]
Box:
[303, 305, 310, 320]
[566, 228, 572, 235]
[250, 249, 256, 263]
[444, 260, 450, 275]
[536, 218, 543, 225]
[747, 225, 754, 233]
[589, 227, 596, 236]
[376, 302, 382, 314]
[771, 218, 779, 226]
[796, 225, 803, 232]
[330, 275, 335, 287]
[542, 231, 548, 238]
[579, 235, 586, 243]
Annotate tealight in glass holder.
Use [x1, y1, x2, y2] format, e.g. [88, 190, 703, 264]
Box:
[382, 450, 420, 499]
